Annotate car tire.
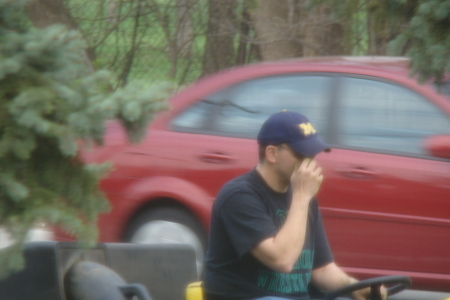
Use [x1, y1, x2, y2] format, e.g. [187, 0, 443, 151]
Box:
[123, 206, 206, 276]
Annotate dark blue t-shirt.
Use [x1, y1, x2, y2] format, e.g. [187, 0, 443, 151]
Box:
[203, 169, 333, 300]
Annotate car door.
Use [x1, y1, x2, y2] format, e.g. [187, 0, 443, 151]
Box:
[320, 76, 450, 283]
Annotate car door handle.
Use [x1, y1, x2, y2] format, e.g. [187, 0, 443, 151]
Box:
[199, 152, 234, 164]
[335, 167, 379, 180]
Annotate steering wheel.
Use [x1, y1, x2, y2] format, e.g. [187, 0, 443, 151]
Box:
[323, 275, 412, 300]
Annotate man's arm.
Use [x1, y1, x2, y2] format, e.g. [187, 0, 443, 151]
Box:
[311, 262, 386, 300]
[250, 192, 310, 273]
[251, 159, 323, 273]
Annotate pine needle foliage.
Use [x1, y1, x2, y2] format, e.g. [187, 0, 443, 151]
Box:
[389, 0, 450, 85]
[0, 0, 170, 278]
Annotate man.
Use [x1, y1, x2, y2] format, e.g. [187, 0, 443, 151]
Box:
[203, 111, 385, 300]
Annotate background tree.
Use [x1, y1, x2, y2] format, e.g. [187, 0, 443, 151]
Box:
[251, 0, 304, 60]
[149, 0, 198, 82]
[47, 0, 450, 87]
[388, 0, 450, 85]
[302, 1, 345, 56]
[202, 0, 237, 76]
[25, 0, 96, 71]
[0, 0, 170, 278]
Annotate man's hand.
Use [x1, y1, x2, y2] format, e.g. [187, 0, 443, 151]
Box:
[290, 158, 323, 202]
[351, 284, 387, 300]
[312, 265, 387, 300]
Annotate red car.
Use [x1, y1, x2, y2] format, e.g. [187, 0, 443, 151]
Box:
[80, 57, 450, 292]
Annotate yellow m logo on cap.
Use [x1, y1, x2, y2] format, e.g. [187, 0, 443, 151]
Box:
[299, 122, 316, 136]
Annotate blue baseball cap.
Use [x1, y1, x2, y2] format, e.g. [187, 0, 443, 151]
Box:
[257, 111, 331, 157]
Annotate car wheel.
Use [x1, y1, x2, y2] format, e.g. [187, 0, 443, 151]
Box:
[124, 207, 206, 276]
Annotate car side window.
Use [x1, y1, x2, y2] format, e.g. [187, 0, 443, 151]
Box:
[171, 75, 332, 139]
[212, 75, 331, 139]
[171, 89, 228, 132]
[338, 77, 450, 156]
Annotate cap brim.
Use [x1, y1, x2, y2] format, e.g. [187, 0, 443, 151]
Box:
[288, 137, 331, 157]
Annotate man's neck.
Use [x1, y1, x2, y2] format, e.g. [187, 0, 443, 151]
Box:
[256, 164, 289, 193]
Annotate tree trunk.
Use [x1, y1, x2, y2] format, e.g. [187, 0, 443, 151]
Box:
[236, 6, 251, 65]
[302, 4, 345, 56]
[251, 0, 304, 60]
[108, 0, 119, 23]
[367, 0, 389, 55]
[26, 0, 95, 71]
[176, 0, 194, 58]
[202, 0, 237, 76]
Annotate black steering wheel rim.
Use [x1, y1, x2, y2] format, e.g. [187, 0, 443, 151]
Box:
[323, 275, 412, 300]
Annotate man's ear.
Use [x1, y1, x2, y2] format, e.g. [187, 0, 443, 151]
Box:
[265, 145, 278, 164]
